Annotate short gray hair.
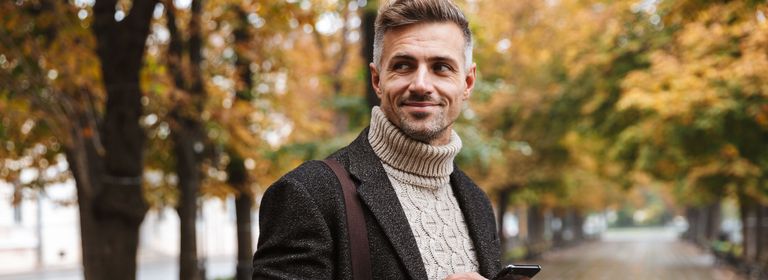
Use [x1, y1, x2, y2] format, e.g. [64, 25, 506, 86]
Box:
[373, 0, 473, 72]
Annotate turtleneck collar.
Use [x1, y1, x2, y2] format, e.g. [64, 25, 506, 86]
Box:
[368, 106, 462, 180]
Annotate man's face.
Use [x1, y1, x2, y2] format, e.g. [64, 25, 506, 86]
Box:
[371, 22, 475, 145]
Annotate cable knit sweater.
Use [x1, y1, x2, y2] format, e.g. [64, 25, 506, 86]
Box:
[368, 107, 479, 280]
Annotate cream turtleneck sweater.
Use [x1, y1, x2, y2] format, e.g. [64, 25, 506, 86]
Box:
[368, 107, 479, 280]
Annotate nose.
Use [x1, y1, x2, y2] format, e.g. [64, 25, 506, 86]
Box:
[408, 65, 433, 95]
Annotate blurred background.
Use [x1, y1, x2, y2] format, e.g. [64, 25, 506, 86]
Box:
[1, 0, 767, 279]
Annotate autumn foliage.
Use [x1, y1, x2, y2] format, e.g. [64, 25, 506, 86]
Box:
[2, 0, 768, 277]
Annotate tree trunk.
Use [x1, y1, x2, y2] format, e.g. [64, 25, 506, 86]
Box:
[234, 183, 254, 280]
[66, 129, 103, 280]
[331, 3, 352, 134]
[74, 78, 148, 280]
[526, 204, 547, 258]
[738, 200, 747, 260]
[173, 123, 204, 280]
[738, 193, 756, 264]
[67, 59, 149, 280]
[689, 207, 704, 244]
[572, 208, 585, 242]
[551, 207, 565, 247]
[230, 111, 255, 268]
[231, 7, 256, 280]
[224, 154, 253, 280]
[166, 0, 206, 278]
[696, 205, 708, 245]
[757, 205, 766, 266]
[529, 205, 546, 244]
[518, 206, 528, 242]
[683, 206, 696, 242]
[74, 0, 155, 279]
[704, 201, 721, 243]
[361, 4, 378, 109]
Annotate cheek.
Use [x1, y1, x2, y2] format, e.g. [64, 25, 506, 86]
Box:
[381, 79, 409, 99]
[449, 99, 464, 115]
[377, 87, 399, 111]
[435, 80, 466, 103]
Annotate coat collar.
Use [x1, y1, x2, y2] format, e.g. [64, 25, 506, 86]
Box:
[340, 128, 496, 279]
[449, 170, 498, 277]
[343, 128, 428, 280]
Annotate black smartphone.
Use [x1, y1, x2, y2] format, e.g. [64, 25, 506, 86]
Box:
[491, 264, 541, 280]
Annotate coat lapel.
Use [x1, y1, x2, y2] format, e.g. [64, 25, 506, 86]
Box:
[343, 129, 428, 280]
[450, 170, 497, 277]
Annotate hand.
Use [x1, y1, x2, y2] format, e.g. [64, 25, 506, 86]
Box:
[443, 272, 488, 280]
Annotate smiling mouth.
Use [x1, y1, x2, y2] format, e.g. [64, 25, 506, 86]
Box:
[402, 101, 440, 107]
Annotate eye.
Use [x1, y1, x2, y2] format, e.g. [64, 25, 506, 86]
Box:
[391, 62, 411, 72]
[433, 63, 454, 73]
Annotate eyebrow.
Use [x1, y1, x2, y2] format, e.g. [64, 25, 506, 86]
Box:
[389, 53, 417, 64]
[388, 53, 459, 66]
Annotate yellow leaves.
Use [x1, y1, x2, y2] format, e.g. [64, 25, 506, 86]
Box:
[503, 0, 762, 207]
[200, 179, 237, 200]
[685, 157, 761, 191]
[563, 168, 609, 211]
[580, 90, 606, 115]
[619, 46, 731, 120]
[617, 1, 768, 165]
[561, 131, 598, 172]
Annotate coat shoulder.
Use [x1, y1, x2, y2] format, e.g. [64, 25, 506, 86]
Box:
[279, 160, 336, 187]
[454, 168, 491, 202]
[264, 156, 354, 219]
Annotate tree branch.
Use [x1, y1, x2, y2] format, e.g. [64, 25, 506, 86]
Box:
[332, 1, 351, 79]
[92, 0, 118, 45]
[121, 0, 158, 67]
[164, 0, 186, 89]
[187, 0, 204, 95]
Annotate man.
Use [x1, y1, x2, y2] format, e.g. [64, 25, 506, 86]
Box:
[252, 0, 501, 279]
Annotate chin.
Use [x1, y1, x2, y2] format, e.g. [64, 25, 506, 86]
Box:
[407, 112, 432, 120]
[399, 120, 446, 141]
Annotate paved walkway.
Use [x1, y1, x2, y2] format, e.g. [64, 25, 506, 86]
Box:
[531, 227, 743, 280]
[1, 227, 744, 280]
[0, 257, 237, 280]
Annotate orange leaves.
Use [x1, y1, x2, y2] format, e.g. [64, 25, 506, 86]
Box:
[756, 105, 768, 128]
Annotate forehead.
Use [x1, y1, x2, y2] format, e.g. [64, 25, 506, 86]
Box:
[381, 22, 465, 63]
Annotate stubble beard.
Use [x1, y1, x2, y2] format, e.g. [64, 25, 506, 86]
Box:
[396, 109, 450, 144]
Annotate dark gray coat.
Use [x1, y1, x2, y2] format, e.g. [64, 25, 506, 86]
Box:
[252, 128, 501, 280]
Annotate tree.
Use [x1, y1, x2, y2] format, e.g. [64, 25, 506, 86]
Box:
[200, 1, 363, 278]
[462, 0, 643, 250]
[360, 0, 379, 109]
[160, 0, 211, 277]
[0, 0, 73, 203]
[615, 0, 768, 263]
[83, 0, 156, 278]
[225, 5, 259, 279]
[1, 0, 156, 278]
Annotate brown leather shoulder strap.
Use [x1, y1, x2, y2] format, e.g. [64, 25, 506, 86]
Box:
[322, 159, 372, 280]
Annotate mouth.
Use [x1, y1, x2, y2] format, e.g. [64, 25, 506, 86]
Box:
[400, 101, 442, 119]
[402, 101, 440, 107]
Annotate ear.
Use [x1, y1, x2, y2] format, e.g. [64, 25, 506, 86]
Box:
[463, 63, 476, 100]
[370, 63, 382, 98]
